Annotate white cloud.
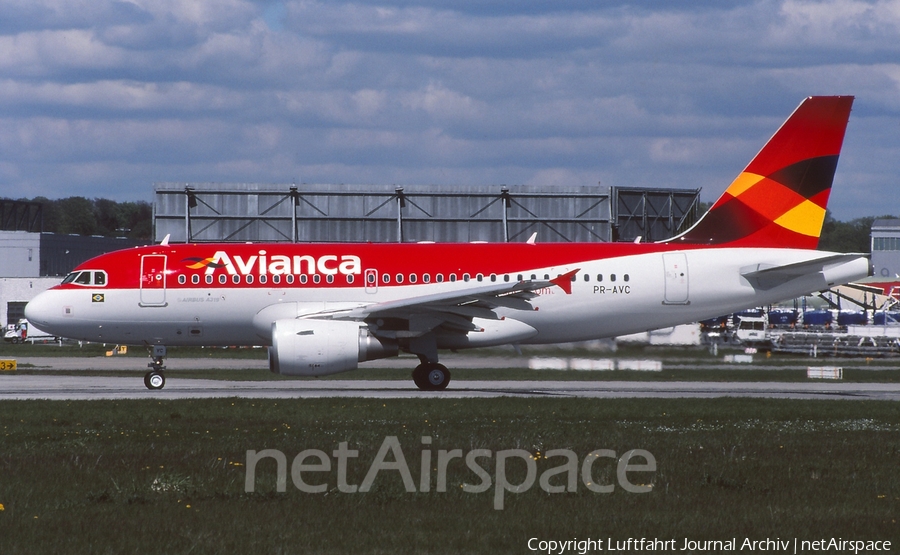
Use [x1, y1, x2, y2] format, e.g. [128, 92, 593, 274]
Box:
[0, 0, 897, 219]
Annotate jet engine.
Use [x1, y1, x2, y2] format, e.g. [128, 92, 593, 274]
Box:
[268, 319, 398, 376]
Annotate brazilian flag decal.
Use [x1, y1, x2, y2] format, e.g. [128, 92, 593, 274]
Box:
[92, 293, 105, 303]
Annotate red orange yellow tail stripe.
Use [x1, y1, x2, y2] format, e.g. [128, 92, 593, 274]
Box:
[670, 96, 853, 248]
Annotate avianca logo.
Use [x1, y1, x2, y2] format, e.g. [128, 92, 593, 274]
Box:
[184, 251, 362, 276]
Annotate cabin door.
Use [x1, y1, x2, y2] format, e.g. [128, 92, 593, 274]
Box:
[140, 255, 167, 306]
[662, 253, 689, 305]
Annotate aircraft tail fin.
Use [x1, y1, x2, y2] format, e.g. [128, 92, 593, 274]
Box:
[668, 96, 854, 248]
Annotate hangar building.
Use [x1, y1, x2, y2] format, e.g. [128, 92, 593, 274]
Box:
[153, 183, 702, 244]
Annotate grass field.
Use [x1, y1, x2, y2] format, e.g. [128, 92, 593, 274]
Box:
[0, 398, 897, 554]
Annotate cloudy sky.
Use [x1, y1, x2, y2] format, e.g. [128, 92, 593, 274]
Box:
[1, 0, 898, 219]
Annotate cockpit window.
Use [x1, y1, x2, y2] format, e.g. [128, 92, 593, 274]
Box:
[62, 270, 108, 287]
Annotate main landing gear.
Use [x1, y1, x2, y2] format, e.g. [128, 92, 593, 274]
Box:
[412, 361, 451, 391]
[144, 345, 167, 390]
[408, 334, 451, 391]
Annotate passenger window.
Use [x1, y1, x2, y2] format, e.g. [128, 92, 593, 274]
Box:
[490, 274, 497, 282]
[326, 275, 334, 283]
[347, 275, 354, 284]
[476, 273, 483, 282]
[205, 275, 213, 285]
[383, 273, 390, 284]
[396, 274, 404, 284]
[449, 274, 457, 282]
[584, 274, 590, 282]
[517, 274, 523, 281]
[300, 275, 308, 284]
[610, 274, 617, 282]
[504, 275, 510, 282]
[597, 274, 603, 282]
[259, 275, 268, 284]
[436, 274, 444, 283]
[313, 275, 321, 284]
[286, 275, 294, 284]
[367, 273, 376, 284]
[423, 274, 430, 283]
[410, 274, 417, 284]
[191, 275, 200, 285]
[219, 274, 227, 284]
[463, 273, 470, 282]
[272, 275, 281, 285]
[233, 275, 241, 284]
[178, 275, 186, 285]
[624, 274, 630, 282]
[246, 275, 254, 284]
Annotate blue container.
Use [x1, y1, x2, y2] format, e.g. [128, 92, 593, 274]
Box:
[700, 315, 728, 328]
[768, 310, 797, 326]
[874, 312, 900, 325]
[837, 311, 867, 326]
[735, 309, 764, 319]
[802, 310, 832, 326]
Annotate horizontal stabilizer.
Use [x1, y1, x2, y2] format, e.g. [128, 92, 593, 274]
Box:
[741, 253, 867, 290]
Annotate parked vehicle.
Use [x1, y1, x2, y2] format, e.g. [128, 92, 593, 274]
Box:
[3, 319, 56, 344]
[735, 315, 768, 345]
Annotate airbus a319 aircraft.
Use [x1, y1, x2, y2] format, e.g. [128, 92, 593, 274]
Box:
[26, 96, 869, 391]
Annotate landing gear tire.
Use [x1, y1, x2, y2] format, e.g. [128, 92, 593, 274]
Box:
[144, 371, 165, 390]
[412, 362, 450, 391]
[412, 367, 427, 389]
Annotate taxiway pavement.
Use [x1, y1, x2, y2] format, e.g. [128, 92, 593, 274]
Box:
[2, 374, 899, 401]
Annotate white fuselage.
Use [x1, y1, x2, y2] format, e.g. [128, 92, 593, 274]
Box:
[25, 247, 869, 349]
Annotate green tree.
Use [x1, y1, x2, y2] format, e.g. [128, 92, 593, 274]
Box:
[3, 196, 153, 240]
[818, 211, 893, 253]
[56, 197, 99, 236]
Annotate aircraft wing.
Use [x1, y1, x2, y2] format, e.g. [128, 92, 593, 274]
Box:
[740, 254, 867, 290]
[306, 269, 579, 335]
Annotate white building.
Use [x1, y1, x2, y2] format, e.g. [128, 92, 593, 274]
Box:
[871, 219, 900, 279]
[0, 277, 61, 328]
[0, 231, 40, 277]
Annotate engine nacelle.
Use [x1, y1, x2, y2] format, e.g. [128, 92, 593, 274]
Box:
[268, 319, 398, 376]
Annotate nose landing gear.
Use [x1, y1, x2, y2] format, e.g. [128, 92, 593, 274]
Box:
[144, 345, 167, 390]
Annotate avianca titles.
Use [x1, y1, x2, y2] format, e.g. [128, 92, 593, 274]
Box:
[26, 96, 870, 391]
